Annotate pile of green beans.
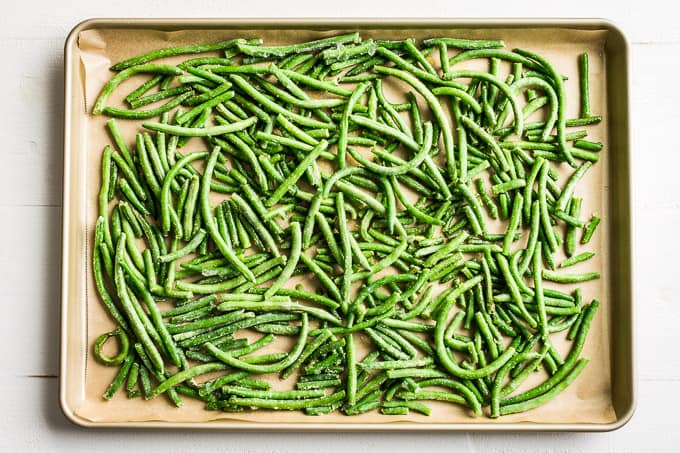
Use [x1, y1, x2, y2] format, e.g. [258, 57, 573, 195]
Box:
[92, 33, 603, 418]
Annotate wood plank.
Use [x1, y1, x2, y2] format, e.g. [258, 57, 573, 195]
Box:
[0, 206, 61, 377]
[0, 7, 676, 451]
[0, 375, 676, 452]
[0, 38, 64, 207]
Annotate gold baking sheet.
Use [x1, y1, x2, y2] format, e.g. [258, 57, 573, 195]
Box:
[60, 19, 633, 430]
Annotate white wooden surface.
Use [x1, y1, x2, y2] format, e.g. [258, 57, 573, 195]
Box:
[1, 1, 677, 451]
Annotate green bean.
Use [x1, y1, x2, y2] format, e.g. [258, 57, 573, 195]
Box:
[227, 92, 271, 123]
[375, 47, 465, 90]
[451, 70, 524, 137]
[573, 139, 603, 152]
[275, 114, 318, 146]
[201, 146, 254, 282]
[130, 85, 194, 109]
[502, 300, 598, 407]
[380, 406, 409, 415]
[560, 251, 595, 268]
[102, 351, 136, 400]
[501, 358, 589, 415]
[267, 140, 328, 207]
[365, 327, 409, 360]
[503, 193, 524, 255]
[390, 178, 439, 225]
[579, 53, 592, 118]
[111, 40, 244, 70]
[106, 118, 134, 168]
[180, 176, 200, 241]
[114, 235, 165, 374]
[144, 132, 170, 194]
[216, 297, 340, 326]
[349, 122, 434, 178]
[199, 371, 251, 397]
[424, 37, 504, 49]
[257, 77, 346, 109]
[457, 183, 487, 234]
[92, 35, 603, 418]
[93, 327, 130, 366]
[124, 75, 163, 105]
[144, 117, 257, 137]
[119, 181, 148, 219]
[224, 386, 325, 400]
[492, 179, 526, 195]
[460, 115, 510, 171]
[129, 271, 183, 368]
[158, 151, 207, 233]
[238, 33, 360, 58]
[337, 82, 370, 169]
[229, 390, 346, 411]
[100, 150, 118, 200]
[432, 87, 483, 114]
[426, 253, 464, 284]
[359, 235, 409, 282]
[259, 288, 339, 311]
[396, 390, 467, 408]
[555, 162, 592, 213]
[103, 92, 193, 119]
[373, 65, 456, 180]
[436, 302, 517, 380]
[332, 193, 352, 313]
[300, 249, 344, 300]
[581, 215, 601, 244]
[532, 243, 549, 337]
[173, 312, 258, 347]
[93, 64, 182, 114]
[515, 48, 575, 166]
[511, 77, 559, 140]
[148, 363, 228, 399]
[178, 89, 236, 125]
[230, 75, 334, 129]
[400, 38, 434, 75]
[538, 163, 558, 253]
[264, 222, 302, 298]
[231, 193, 280, 258]
[373, 81, 410, 138]
[162, 296, 214, 319]
[280, 330, 334, 380]
[475, 311, 499, 359]
[93, 219, 130, 330]
[110, 152, 147, 203]
[418, 378, 483, 415]
[542, 269, 600, 283]
[126, 374, 141, 399]
[205, 313, 308, 373]
[360, 357, 433, 371]
[341, 332, 358, 407]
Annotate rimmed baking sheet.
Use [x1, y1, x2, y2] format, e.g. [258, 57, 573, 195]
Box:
[60, 18, 633, 430]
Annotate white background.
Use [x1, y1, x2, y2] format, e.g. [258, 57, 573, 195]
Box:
[1, 1, 677, 451]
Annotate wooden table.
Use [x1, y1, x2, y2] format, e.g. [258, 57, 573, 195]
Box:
[1, 1, 675, 451]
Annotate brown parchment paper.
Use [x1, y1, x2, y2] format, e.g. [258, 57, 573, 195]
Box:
[68, 22, 616, 426]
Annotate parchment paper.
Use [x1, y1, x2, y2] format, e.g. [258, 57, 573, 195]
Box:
[70, 23, 615, 426]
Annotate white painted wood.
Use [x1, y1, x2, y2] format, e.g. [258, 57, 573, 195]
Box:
[0, 376, 679, 452]
[0, 206, 61, 377]
[1, 1, 678, 450]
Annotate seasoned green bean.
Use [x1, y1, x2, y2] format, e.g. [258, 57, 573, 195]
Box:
[92, 33, 604, 419]
[143, 117, 257, 137]
[581, 215, 601, 244]
[93, 64, 183, 115]
[111, 40, 245, 70]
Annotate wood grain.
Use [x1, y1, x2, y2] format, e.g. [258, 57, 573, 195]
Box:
[0, 1, 678, 451]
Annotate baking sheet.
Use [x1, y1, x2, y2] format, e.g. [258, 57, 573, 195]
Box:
[61, 20, 629, 429]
